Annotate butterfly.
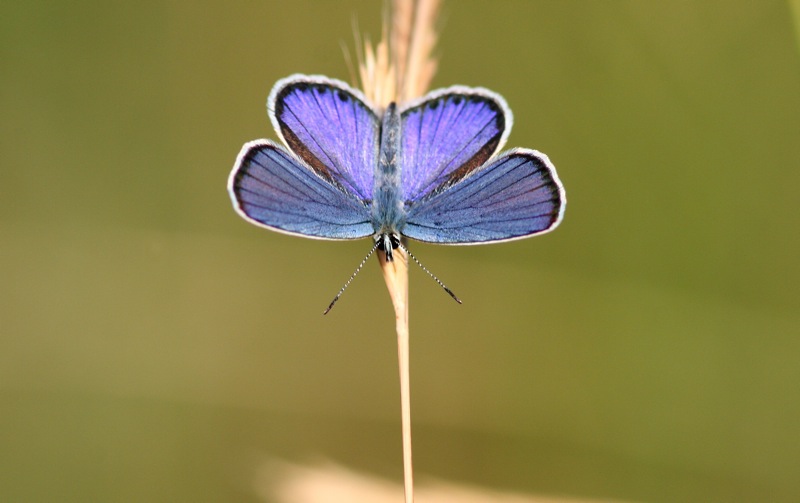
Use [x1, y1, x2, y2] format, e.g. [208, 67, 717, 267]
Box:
[228, 74, 566, 310]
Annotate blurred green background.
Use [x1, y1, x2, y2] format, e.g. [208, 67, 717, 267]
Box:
[2, 1, 799, 502]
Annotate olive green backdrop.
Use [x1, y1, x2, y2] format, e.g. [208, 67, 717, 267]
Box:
[2, 1, 799, 502]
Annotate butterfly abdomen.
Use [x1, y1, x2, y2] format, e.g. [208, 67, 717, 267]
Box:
[371, 103, 406, 239]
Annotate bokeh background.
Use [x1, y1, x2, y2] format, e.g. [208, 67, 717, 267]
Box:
[3, 1, 799, 502]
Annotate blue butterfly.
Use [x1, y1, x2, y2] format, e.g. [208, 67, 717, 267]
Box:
[228, 74, 566, 310]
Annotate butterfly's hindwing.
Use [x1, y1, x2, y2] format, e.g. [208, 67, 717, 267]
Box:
[399, 87, 511, 201]
[270, 75, 380, 201]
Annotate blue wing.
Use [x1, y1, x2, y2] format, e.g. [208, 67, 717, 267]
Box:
[402, 149, 566, 244]
[228, 140, 374, 240]
[399, 87, 510, 201]
[269, 75, 379, 201]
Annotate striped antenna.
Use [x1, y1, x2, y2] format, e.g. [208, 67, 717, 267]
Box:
[323, 240, 381, 315]
[397, 242, 461, 304]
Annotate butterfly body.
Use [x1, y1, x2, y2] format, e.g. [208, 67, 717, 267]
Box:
[229, 74, 565, 264]
[372, 102, 405, 261]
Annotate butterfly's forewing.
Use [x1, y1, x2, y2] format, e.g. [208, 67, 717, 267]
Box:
[399, 88, 510, 201]
[229, 140, 373, 240]
[402, 149, 565, 243]
[270, 75, 379, 201]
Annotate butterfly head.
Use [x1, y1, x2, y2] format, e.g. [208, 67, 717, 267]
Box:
[375, 232, 401, 262]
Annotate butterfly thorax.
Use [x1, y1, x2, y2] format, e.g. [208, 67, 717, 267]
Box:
[371, 103, 406, 261]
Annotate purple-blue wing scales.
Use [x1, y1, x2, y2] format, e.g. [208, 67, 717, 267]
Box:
[269, 75, 379, 201]
[402, 149, 566, 244]
[399, 87, 510, 201]
[229, 140, 374, 240]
